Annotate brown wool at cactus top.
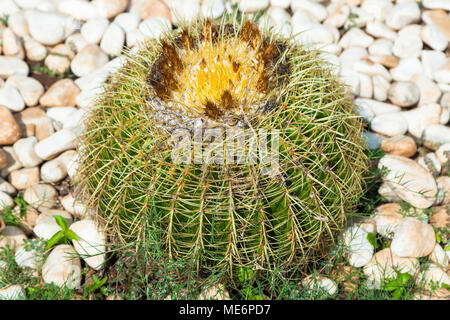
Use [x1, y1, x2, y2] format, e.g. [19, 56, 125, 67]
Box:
[146, 19, 291, 128]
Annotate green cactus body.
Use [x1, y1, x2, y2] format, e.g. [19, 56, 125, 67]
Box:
[76, 18, 368, 274]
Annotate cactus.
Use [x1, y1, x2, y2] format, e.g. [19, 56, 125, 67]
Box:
[75, 17, 368, 274]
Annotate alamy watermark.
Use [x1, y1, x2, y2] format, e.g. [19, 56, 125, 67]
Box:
[169, 127, 280, 177]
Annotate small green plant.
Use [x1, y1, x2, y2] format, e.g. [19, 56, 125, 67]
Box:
[366, 233, 390, 251]
[343, 12, 359, 32]
[44, 215, 79, 250]
[236, 267, 264, 300]
[31, 65, 76, 79]
[0, 15, 9, 27]
[86, 275, 108, 296]
[0, 198, 27, 226]
[380, 272, 412, 300]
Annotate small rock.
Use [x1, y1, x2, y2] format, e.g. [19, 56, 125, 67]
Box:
[0, 147, 23, 177]
[388, 81, 420, 107]
[370, 55, 399, 69]
[23, 36, 48, 62]
[39, 79, 80, 108]
[358, 73, 372, 98]
[360, 0, 392, 22]
[385, 1, 420, 30]
[421, 24, 448, 52]
[339, 28, 374, 48]
[412, 74, 442, 106]
[416, 263, 450, 290]
[422, 50, 447, 80]
[5, 75, 44, 107]
[390, 58, 423, 82]
[391, 218, 436, 258]
[301, 275, 338, 297]
[380, 135, 417, 158]
[9, 167, 40, 190]
[363, 248, 418, 289]
[34, 129, 78, 160]
[365, 20, 397, 41]
[361, 131, 385, 150]
[370, 113, 408, 137]
[81, 17, 109, 44]
[7, 11, 29, 38]
[199, 283, 230, 300]
[25, 10, 76, 46]
[401, 103, 441, 138]
[2, 27, 24, 58]
[392, 32, 422, 59]
[65, 33, 88, 53]
[93, 0, 128, 19]
[372, 75, 390, 102]
[169, 0, 200, 24]
[0, 285, 26, 300]
[413, 288, 450, 300]
[139, 17, 172, 39]
[0, 226, 27, 250]
[15, 245, 41, 271]
[114, 13, 141, 32]
[435, 144, 450, 165]
[0, 56, 29, 78]
[57, 0, 99, 21]
[354, 60, 391, 81]
[378, 154, 438, 208]
[0, 149, 8, 170]
[270, 0, 291, 9]
[41, 150, 76, 183]
[418, 153, 441, 176]
[291, 0, 327, 22]
[430, 244, 449, 269]
[368, 39, 393, 56]
[0, 191, 14, 208]
[378, 182, 402, 202]
[44, 44, 75, 75]
[238, 0, 269, 13]
[70, 44, 109, 77]
[100, 23, 125, 56]
[354, 98, 400, 115]
[429, 206, 449, 228]
[339, 47, 367, 68]
[61, 194, 90, 218]
[0, 106, 21, 145]
[360, 219, 377, 234]
[23, 183, 58, 210]
[201, 0, 225, 19]
[371, 203, 404, 239]
[13, 137, 42, 168]
[422, 9, 450, 40]
[0, 0, 19, 16]
[0, 85, 25, 112]
[42, 244, 81, 289]
[126, 29, 146, 48]
[70, 219, 106, 270]
[343, 225, 374, 268]
[35, 117, 55, 142]
[435, 176, 450, 206]
[435, 59, 450, 84]
[13, 205, 38, 229]
[422, 124, 450, 150]
[130, 0, 171, 21]
[422, 0, 450, 11]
